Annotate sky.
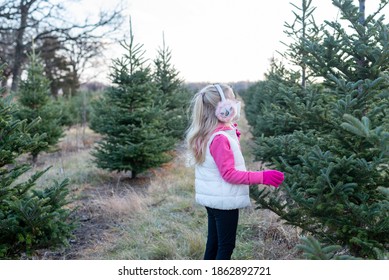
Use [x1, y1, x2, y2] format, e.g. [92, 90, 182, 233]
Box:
[72, 0, 388, 84]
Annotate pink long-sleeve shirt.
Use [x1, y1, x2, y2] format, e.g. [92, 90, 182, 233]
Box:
[209, 123, 263, 185]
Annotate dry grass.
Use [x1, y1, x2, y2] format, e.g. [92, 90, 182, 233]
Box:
[81, 150, 208, 260]
[94, 192, 146, 218]
[25, 119, 301, 260]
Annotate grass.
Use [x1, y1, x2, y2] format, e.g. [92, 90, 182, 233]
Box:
[21, 118, 300, 260]
[85, 151, 208, 260]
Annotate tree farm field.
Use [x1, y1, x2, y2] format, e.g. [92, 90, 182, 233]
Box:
[22, 114, 300, 260]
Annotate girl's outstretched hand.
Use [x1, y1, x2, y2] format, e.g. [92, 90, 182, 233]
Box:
[262, 170, 285, 188]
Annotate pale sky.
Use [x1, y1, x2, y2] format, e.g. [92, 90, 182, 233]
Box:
[72, 0, 388, 84]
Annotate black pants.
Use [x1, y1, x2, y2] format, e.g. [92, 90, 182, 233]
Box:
[204, 207, 239, 260]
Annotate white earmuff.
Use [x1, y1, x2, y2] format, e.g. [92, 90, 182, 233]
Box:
[214, 84, 237, 123]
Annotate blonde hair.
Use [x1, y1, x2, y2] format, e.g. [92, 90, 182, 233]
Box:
[186, 84, 234, 164]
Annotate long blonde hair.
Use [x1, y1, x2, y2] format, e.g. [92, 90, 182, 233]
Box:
[186, 84, 234, 164]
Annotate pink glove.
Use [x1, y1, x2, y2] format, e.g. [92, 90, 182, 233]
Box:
[262, 170, 285, 188]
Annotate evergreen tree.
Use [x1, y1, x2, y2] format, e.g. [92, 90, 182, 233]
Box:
[153, 34, 191, 140]
[15, 50, 64, 164]
[90, 23, 175, 178]
[281, 0, 320, 87]
[297, 236, 359, 260]
[245, 0, 389, 259]
[0, 65, 74, 258]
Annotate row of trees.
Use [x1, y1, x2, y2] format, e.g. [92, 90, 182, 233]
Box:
[1, 15, 190, 257]
[244, 0, 388, 259]
[0, 2, 81, 256]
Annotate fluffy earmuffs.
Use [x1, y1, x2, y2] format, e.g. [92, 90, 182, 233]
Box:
[214, 84, 237, 123]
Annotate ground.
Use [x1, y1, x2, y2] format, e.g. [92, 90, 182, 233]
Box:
[28, 118, 300, 260]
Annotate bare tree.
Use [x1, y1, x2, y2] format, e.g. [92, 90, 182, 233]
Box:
[0, 0, 124, 93]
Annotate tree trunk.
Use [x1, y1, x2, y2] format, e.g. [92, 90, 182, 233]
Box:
[11, 1, 30, 92]
[32, 153, 38, 165]
[359, 0, 366, 24]
[357, 0, 366, 112]
[301, 0, 307, 88]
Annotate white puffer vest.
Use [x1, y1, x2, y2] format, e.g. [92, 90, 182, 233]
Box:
[195, 130, 251, 210]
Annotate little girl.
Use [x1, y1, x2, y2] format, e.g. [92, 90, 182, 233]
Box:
[186, 83, 284, 260]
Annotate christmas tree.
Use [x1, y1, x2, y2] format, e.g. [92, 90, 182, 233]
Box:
[245, 0, 389, 259]
[153, 34, 190, 140]
[90, 22, 175, 178]
[15, 49, 64, 164]
[0, 65, 74, 258]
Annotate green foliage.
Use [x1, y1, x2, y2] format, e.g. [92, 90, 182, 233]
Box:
[0, 68, 74, 258]
[245, 0, 389, 259]
[297, 236, 358, 259]
[90, 25, 175, 178]
[55, 91, 94, 127]
[1, 178, 74, 258]
[153, 37, 191, 140]
[281, 0, 320, 87]
[14, 50, 64, 163]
